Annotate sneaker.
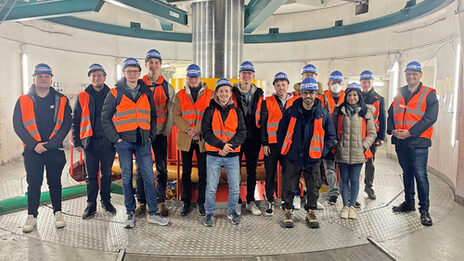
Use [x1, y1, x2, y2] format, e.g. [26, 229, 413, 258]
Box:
[158, 203, 169, 217]
[198, 204, 206, 216]
[293, 197, 301, 209]
[204, 214, 214, 227]
[246, 201, 262, 216]
[102, 201, 117, 214]
[420, 209, 433, 226]
[283, 209, 294, 228]
[82, 207, 96, 219]
[135, 203, 147, 216]
[148, 213, 170, 226]
[55, 211, 66, 229]
[305, 210, 320, 228]
[340, 206, 349, 219]
[348, 206, 358, 219]
[22, 215, 37, 233]
[364, 187, 376, 200]
[317, 202, 324, 210]
[237, 203, 242, 216]
[228, 212, 240, 225]
[265, 201, 274, 216]
[354, 201, 361, 208]
[180, 204, 192, 216]
[328, 196, 337, 205]
[392, 201, 415, 213]
[124, 213, 135, 228]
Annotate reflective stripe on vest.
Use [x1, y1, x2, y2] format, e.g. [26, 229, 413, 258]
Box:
[336, 114, 373, 159]
[178, 87, 212, 128]
[78, 92, 93, 140]
[19, 94, 67, 146]
[324, 90, 345, 113]
[392, 85, 434, 139]
[281, 116, 325, 159]
[142, 75, 168, 126]
[205, 107, 241, 153]
[371, 97, 380, 132]
[110, 88, 151, 132]
[264, 96, 283, 144]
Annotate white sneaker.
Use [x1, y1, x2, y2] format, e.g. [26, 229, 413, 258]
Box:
[293, 197, 301, 210]
[317, 202, 324, 210]
[54, 211, 66, 229]
[237, 203, 242, 216]
[246, 201, 262, 216]
[348, 206, 358, 219]
[22, 215, 37, 233]
[340, 206, 349, 219]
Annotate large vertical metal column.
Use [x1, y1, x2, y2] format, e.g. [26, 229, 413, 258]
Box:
[192, 0, 244, 79]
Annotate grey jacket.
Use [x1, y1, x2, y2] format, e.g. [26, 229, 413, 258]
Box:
[334, 105, 377, 164]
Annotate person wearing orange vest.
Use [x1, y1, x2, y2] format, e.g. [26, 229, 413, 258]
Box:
[360, 70, 386, 200]
[256, 72, 294, 215]
[277, 77, 336, 229]
[135, 49, 175, 217]
[72, 64, 116, 219]
[323, 70, 345, 205]
[332, 83, 377, 220]
[13, 63, 72, 233]
[202, 79, 247, 227]
[173, 64, 212, 216]
[102, 58, 169, 228]
[388, 61, 438, 226]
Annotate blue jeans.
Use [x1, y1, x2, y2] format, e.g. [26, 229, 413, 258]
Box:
[205, 155, 240, 215]
[116, 141, 158, 215]
[395, 144, 430, 211]
[338, 163, 363, 207]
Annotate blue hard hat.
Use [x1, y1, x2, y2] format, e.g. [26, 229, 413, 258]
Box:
[346, 82, 362, 91]
[360, 70, 374, 80]
[273, 72, 289, 84]
[301, 64, 317, 75]
[239, 61, 255, 72]
[186, 64, 201, 77]
[122, 58, 141, 71]
[33, 63, 53, 76]
[216, 78, 232, 90]
[146, 49, 162, 60]
[329, 70, 344, 82]
[300, 77, 318, 91]
[88, 63, 106, 76]
[405, 61, 422, 72]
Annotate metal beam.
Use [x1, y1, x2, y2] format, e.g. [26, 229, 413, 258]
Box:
[244, 0, 287, 34]
[106, 0, 187, 26]
[159, 0, 173, 31]
[0, 0, 104, 22]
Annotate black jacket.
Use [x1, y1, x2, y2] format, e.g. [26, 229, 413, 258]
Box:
[387, 83, 439, 148]
[201, 99, 247, 157]
[232, 83, 264, 139]
[72, 84, 112, 150]
[13, 85, 72, 151]
[363, 88, 386, 141]
[277, 98, 336, 170]
[101, 78, 157, 146]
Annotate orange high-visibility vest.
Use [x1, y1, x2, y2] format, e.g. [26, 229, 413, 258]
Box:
[370, 96, 380, 132]
[335, 114, 373, 159]
[392, 85, 435, 139]
[178, 87, 212, 128]
[78, 92, 93, 140]
[281, 116, 325, 159]
[110, 88, 151, 133]
[205, 107, 241, 153]
[19, 94, 67, 145]
[256, 94, 297, 128]
[324, 90, 345, 113]
[142, 75, 168, 126]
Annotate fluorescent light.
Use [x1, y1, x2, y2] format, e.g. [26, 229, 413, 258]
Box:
[373, 81, 384, 87]
[117, 64, 122, 80]
[451, 43, 461, 146]
[391, 61, 399, 99]
[22, 53, 29, 94]
[162, 64, 171, 68]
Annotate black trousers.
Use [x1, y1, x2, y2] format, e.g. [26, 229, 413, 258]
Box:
[84, 138, 115, 211]
[181, 142, 207, 205]
[136, 134, 168, 204]
[364, 143, 378, 188]
[23, 149, 66, 217]
[240, 138, 261, 203]
[264, 144, 286, 202]
[282, 159, 321, 211]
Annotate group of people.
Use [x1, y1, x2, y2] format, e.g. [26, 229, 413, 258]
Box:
[13, 46, 437, 233]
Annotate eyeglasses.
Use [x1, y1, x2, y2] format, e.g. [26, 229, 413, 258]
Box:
[124, 70, 140, 74]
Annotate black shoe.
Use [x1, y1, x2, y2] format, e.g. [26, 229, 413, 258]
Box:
[364, 187, 376, 200]
[82, 207, 96, 219]
[102, 201, 117, 214]
[180, 204, 192, 216]
[198, 204, 206, 216]
[354, 201, 361, 208]
[420, 209, 433, 226]
[392, 201, 415, 213]
[328, 196, 337, 205]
